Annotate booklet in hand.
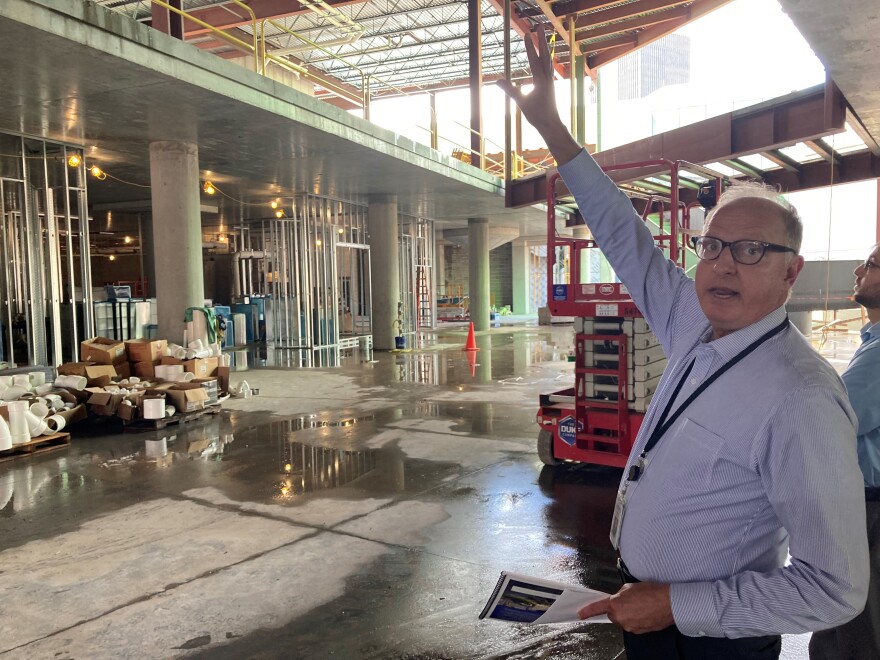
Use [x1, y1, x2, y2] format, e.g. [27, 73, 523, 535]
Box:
[479, 571, 611, 624]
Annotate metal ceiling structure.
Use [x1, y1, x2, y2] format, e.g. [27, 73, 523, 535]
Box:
[91, 0, 737, 107]
[3, 0, 879, 245]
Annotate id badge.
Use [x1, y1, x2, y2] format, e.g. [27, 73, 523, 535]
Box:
[609, 486, 627, 550]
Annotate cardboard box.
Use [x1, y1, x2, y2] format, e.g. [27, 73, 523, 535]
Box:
[87, 390, 127, 416]
[57, 361, 94, 377]
[125, 339, 168, 363]
[133, 361, 161, 379]
[187, 357, 218, 378]
[161, 356, 218, 378]
[60, 386, 92, 403]
[81, 337, 127, 365]
[115, 362, 132, 380]
[58, 362, 117, 387]
[215, 366, 230, 396]
[117, 392, 144, 422]
[166, 383, 209, 413]
[192, 377, 219, 405]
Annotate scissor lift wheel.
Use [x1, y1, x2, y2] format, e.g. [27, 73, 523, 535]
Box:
[537, 429, 560, 466]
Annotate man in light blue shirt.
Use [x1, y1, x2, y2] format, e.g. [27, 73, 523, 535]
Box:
[810, 244, 880, 660]
[500, 27, 868, 660]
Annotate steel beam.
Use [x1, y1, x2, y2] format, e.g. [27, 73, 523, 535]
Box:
[760, 150, 880, 192]
[804, 139, 840, 164]
[846, 107, 880, 157]
[581, 33, 638, 54]
[184, 0, 367, 37]
[587, 0, 729, 69]
[761, 149, 801, 173]
[507, 81, 852, 207]
[469, 0, 483, 167]
[724, 159, 765, 178]
[575, 6, 689, 41]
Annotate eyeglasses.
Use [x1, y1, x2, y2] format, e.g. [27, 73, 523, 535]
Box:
[860, 260, 879, 271]
[690, 236, 797, 265]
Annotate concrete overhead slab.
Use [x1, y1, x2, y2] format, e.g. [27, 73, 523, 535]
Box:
[0, 0, 546, 231]
[442, 225, 521, 250]
[778, 0, 880, 145]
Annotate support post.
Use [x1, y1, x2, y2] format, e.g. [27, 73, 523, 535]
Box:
[468, 0, 483, 168]
[148, 141, 205, 344]
[368, 194, 400, 350]
[468, 217, 490, 331]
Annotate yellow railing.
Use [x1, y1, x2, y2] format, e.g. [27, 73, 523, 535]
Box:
[152, 0, 258, 72]
[260, 18, 367, 111]
[149, 0, 551, 181]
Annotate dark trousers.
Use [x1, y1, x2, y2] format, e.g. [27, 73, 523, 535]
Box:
[623, 627, 781, 660]
[617, 559, 781, 660]
[809, 499, 880, 660]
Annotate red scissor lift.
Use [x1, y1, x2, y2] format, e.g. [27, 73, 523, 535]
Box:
[536, 159, 723, 468]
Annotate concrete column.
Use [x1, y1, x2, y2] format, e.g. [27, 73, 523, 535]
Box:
[468, 217, 490, 330]
[790, 311, 812, 336]
[149, 141, 204, 344]
[511, 239, 530, 314]
[141, 213, 156, 298]
[368, 194, 399, 350]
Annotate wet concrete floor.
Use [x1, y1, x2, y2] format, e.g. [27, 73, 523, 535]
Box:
[0, 321, 838, 658]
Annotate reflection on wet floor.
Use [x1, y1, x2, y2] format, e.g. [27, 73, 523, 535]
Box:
[0, 321, 824, 657]
[224, 326, 572, 387]
[277, 441, 380, 496]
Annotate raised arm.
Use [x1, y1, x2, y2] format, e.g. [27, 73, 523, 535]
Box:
[496, 26, 580, 167]
[498, 28, 695, 350]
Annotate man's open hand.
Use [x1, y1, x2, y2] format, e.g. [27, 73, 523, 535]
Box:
[495, 25, 580, 165]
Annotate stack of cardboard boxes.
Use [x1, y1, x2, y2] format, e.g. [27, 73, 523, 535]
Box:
[60, 337, 229, 424]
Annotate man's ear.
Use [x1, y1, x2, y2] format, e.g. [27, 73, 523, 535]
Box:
[785, 255, 805, 287]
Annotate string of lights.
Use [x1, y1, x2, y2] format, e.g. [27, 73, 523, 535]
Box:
[62, 156, 289, 215]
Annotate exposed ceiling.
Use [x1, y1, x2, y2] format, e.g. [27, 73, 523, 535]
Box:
[777, 0, 880, 148]
[92, 0, 737, 107]
[5, 0, 880, 248]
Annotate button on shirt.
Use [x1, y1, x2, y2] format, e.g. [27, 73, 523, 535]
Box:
[842, 321, 880, 487]
[558, 150, 868, 639]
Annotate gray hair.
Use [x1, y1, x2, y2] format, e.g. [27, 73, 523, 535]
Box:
[706, 181, 803, 253]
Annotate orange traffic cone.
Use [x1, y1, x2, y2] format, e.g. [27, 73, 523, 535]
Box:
[466, 349, 477, 377]
[464, 322, 479, 351]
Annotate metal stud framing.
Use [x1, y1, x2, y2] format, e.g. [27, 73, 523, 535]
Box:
[0, 132, 94, 367]
[235, 193, 372, 352]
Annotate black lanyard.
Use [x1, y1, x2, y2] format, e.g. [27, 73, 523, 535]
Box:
[627, 316, 790, 482]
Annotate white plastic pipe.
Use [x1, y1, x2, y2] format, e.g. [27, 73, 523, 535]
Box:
[231, 251, 266, 298]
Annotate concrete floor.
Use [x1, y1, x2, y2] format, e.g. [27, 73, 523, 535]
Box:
[0, 321, 859, 659]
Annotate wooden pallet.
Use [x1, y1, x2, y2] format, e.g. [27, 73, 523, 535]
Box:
[123, 404, 222, 432]
[0, 432, 71, 462]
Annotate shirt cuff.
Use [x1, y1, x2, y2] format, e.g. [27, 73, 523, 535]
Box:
[669, 582, 724, 638]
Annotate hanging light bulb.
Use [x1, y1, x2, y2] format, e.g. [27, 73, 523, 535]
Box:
[270, 199, 279, 209]
[90, 165, 106, 180]
[67, 154, 81, 168]
[275, 209, 284, 218]
[316, 239, 322, 247]
[203, 181, 216, 195]
[337, 227, 344, 234]
[124, 236, 132, 244]
[108, 255, 116, 261]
